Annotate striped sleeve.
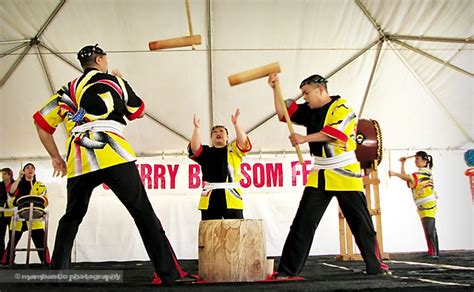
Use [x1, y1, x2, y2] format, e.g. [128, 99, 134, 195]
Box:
[33, 94, 63, 134]
[117, 77, 145, 120]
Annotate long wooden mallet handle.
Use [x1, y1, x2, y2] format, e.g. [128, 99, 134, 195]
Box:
[185, 0, 196, 50]
[149, 35, 201, 50]
[228, 62, 304, 164]
[273, 80, 304, 165]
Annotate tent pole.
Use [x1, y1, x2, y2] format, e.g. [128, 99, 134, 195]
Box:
[0, 44, 33, 87]
[390, 39, 473, 77]
[387, 40, 472, 142]
[35, 45, 55, 94]
[355, 0, 385, 37]
[0, 39, 31, 45]
[244, 38, 382, 136]
[326, 38, 381, 79]
[0, 42, 30, 58]
[207, 0, 215, 126]
[390, 35, 474, 44]
[39, 43, 82, 72]
[144, 111, 190, 142]
[0, 147, 466, 162]
[359, 40, 384, 117]
[35, 0, 66, 39]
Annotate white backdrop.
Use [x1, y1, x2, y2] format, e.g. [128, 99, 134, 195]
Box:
[3, 149, 472, 263]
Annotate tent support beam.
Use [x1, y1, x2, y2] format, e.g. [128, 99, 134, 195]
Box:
[0, 147, 465, 162]
[207, 0, 215, 125]
[245, 38, 382, 136]
[355, 0, 385, 37]
[144, 112, 190, 142]
[390, 35, 474, 44]
[35, 0, 66, 39]
[0, 44, 33, 87]
[0, 39, 31, 45]
[35, 45, 55, 94]
[326, 38, 382, 79]
[0, 42, 30, 58]
[390, 38, 473, 77]
[388, 40, 472, 142]
[39, 43, 83, 72]
[359, 39, 384, 117]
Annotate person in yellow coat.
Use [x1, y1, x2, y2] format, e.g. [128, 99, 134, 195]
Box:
[267, 73, 389, 278]
[389, 151, 439, 258]
[1, 163, 51, 265]
[188, 109, 252, 220]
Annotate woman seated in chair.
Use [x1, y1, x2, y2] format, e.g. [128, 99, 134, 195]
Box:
[1, 163, 50, 265]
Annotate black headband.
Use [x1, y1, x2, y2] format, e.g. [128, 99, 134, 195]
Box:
[77, 44, 106, 61]
[299, 74, 328, 89]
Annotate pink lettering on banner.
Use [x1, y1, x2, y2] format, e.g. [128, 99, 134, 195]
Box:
[291, 160, 313, 186]
[167, 164, 179, 189]
[266, 163, 283, 187]
[189, 164, 201, 188]
[154, 164, 166, 189]
[253, 163, 265, 188]
[141, 164, 153, 189]
[240, 163, 251, 188]
[239, 162, 284, 188]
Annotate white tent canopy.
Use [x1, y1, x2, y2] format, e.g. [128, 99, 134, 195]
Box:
[1, 0, 472, 158]
[0, 0, 472, 262]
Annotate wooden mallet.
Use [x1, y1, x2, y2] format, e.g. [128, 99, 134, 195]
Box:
[148, 0, 201, 50]
[228, 62, 304, 164]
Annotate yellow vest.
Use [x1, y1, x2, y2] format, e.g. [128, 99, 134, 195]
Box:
[305, 98, 363, 191]
[408, 168, 437, 218]
[197, 141, 250, 210]
[10, 181, 48, 231]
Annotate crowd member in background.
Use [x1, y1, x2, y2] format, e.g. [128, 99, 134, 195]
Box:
[33, 44, 195, 284]
[0, 168, 15, 260]
[188, 109, 252, 220]
[389, 151, 439, 258]
[1, 163, 50, 265]
[267, 73, 389, 279]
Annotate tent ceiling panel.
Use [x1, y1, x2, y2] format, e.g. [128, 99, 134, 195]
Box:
[364, 50, 468, 149]
[40, 0, 209, 53]
[0, 0, 59, 41]
[0, 54, 67, 158]
[212, 0, 379, 49]
[364, 0, 473, 37]
[0, 0, 472, 160]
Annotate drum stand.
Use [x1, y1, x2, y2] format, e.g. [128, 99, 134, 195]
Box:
[9, 203, 49, 267]
[337, 161, 389, 261]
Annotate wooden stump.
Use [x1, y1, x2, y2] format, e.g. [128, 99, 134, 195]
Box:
[198, 219, 266, 282]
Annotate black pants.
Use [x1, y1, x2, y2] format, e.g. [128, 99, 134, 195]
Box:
[2, 226, 50, 264]
[0, 216, 11, 255]
[278, 187, 386, 275]
[51, 162, 185, 284]
[421, 217, 439, 256]
[201, 209, 243, 220]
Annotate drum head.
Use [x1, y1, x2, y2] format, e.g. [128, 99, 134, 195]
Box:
[16, 195, 46, 207]
[355, 119, 383, 169]
[18, 206, 46, 220]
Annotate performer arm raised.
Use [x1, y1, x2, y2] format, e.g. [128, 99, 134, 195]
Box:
[190, 114, 202, 154]
[388, 157, 411, 181]
[231, 108, 250, 150]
